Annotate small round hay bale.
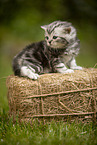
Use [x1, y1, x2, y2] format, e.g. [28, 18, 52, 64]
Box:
[6, 68, 97, 122]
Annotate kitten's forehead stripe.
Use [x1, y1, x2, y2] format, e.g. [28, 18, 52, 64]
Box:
[46, 21, 71, 34]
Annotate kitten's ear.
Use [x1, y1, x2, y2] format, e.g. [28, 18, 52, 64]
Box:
[41, 25, 47, 30]
[65, 27, 71, 34]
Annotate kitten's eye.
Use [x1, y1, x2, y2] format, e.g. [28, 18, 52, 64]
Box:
[45, 36, 49, 40]
[53, 36, 58, 39]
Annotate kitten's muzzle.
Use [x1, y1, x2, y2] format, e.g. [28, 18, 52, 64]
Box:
[49, 41, 52, 44]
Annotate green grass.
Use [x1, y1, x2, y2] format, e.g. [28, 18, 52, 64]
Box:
[0, 117, 97, 145]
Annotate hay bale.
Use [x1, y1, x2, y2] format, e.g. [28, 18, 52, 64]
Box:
[6, 68, 97, 122]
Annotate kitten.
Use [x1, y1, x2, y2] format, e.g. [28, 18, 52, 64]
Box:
[12, 20, 82, 80]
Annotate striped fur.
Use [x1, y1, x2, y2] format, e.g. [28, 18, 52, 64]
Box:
[12, 21, 82, 80]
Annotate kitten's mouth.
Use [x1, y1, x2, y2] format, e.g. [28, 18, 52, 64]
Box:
[47, 43, 69, 49]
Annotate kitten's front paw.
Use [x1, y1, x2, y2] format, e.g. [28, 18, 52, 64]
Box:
[64, 69, 74, 74]
[28, 72, 39, 80]
[70, 66, 82, 70]
[21, 66, 39, 80]
[57, 67, 74, 74]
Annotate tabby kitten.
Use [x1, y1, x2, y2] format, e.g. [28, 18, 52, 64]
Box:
[12, 20, 82, 80]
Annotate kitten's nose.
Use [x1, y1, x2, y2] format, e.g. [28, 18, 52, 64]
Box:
[49, 41, 51, 44]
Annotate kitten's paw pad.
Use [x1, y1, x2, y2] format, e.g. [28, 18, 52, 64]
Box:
[64, 69, 74, 73]
[71, 66, 82, 70]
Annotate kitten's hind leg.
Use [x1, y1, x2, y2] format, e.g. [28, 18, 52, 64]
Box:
[20, 66, 39, 80]
[67, 58, 82, 70]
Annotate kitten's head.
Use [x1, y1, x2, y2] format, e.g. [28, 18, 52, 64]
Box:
[41, 21, 76, 49]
